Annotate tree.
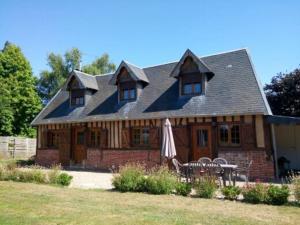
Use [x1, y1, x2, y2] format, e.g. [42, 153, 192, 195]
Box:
[264, 67, 300, 116]
[37, 49, 115, 103]
[82, 53, 115, 75]
[0, 42, 42, 137]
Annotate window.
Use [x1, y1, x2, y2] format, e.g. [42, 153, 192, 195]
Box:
[77, 132, 85, 145]
[132, 128, 149, 146]
[182, 82, 202, 95]
[71, 90, 85, 106]
[231, 125, 240, 145]
[218, 124, 240, 146]
[47, 131, 59, 148]
[122, 88, 136, 100]
[197, 129, 208, 147]
[90, 130, 101, 147]
[219, 125, 229, 144]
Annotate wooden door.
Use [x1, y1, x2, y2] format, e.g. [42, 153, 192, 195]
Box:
[58, 128, 71, 166]
[192, 125, 212, 160]
[72, 127, 86, 164]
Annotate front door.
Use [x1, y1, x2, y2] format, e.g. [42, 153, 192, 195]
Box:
[192, 125, 212, 160]
[72, 127, 86, 164]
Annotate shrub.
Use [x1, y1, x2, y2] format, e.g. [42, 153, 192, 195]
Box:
[175, 182, 192, 196]
[47, 164, 62, 184]
[146, 166, 177, 195]
[112, 163, 147, 192]
[194, 176, 217, 199]
[292, 176, 300, 202]
[56, 173, 73, 186]
[222, 186, 241, 200]
[242, 183, 266, 204]
[266, 185, 289, 205]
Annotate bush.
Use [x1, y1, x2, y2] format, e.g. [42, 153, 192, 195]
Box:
[112, 163, 147, 192]
[47, 164, 62, 184]
[292, 176, 300, 202]
[222, 186, 241, 200]
[242, 183, 266, 204]
[146, 166, 177, 195]
[194, 176, 217, 199]
[56, 173, 73, 186]
[175, 182, 192, 196]
[266, 185, 289, 205]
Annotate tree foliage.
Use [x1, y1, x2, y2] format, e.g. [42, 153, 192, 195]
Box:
[37, 48, 115, 103]
[264, 67, 300, 116]
[0, 42, 42, 137]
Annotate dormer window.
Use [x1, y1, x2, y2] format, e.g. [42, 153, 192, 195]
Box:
[170, 49, 214, 97]
[109, 61, 149, 104]
[183, 82, 202, 95]
[121, 88, 136, 101]
[64, 70, 99, 108]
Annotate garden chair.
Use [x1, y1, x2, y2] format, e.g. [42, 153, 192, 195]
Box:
[233, 160, 253, 185]
[198, 157, 212, 164]
[204, 161, 225, 187]
[172, 158, 189, 182]
[213, 157, 228, 165]
[188, 161, 205, 182]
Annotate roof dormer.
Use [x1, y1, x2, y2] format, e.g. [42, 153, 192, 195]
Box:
[170, 49, 214, 96]
[63, 70, 98, 107]
[109, 61, 149, 103]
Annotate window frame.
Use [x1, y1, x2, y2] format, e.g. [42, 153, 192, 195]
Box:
[47, 131, 59, 148]
[89, 128, 101, 148]
[131, 127, 150, 147]
[121, 88, 136, 101]
[70, 89, 85, 106]
[218, 123, 241, 147]
[182, 82, 202, 96]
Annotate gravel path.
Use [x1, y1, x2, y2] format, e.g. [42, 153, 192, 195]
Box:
[66, 170, 114, 190]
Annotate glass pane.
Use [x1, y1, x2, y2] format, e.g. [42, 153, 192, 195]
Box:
[194, 83, 202, 94]
[123, 90, 129, 100]
[220, 125, 229, 143]
[129, 89, 136, 99]
[197, 129, 208, 147]
[183, 84, 192, 95]
[142, 128, 149, 145]
[133, 128, 140, 145]
[79, 97, 84, 105]
[231, 125, 240, 144]
[77, 132, 85, 145]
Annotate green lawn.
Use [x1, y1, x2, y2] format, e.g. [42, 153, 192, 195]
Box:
[0, 181, 299, 225]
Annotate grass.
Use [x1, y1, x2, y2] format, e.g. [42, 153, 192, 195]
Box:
[0, 181, 299, 225]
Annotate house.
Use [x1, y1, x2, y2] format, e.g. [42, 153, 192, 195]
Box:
[31, 48, 275, 180]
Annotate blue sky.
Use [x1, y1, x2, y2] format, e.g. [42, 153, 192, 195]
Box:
[0, 0, 299, 84]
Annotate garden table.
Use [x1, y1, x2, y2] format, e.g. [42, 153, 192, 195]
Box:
[183, 163, 238, 186]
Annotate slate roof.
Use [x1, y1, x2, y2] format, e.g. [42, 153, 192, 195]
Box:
[109, 61, 149, 85]
[170, 49, 213, 78]
[31, 48, 272, 126]
[62, 70, 99, 91]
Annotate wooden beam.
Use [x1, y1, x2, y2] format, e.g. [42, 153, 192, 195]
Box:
[255, 115, 265, 148]
[217, 117, 223, 122]
[205, 117, 212, 122]
[244, 115, 253, 124]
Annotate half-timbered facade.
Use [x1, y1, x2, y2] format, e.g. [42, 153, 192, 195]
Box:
[32, 49, 274, 180]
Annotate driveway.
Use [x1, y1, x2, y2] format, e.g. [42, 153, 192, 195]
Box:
[65, 170, 114, 190]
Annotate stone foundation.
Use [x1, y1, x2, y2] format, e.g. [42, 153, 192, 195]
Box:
[36, 149, 59, 167]
[86, 149, 161, 170]
[218, 150, 274, 181]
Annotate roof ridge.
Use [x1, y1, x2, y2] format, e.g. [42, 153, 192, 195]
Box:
[142, 48, 247, 69]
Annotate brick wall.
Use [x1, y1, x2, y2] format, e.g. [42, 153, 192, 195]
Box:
[86, 149, 161, 170]
[36, 149, 59, 167]
[218, 150, 274, 181]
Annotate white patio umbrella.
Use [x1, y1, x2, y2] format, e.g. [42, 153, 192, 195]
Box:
[161, 118, 176, 159]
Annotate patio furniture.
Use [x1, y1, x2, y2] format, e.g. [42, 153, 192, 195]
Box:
[183, 162, 237, 186]
[204, 161, 225, 187]
[213, 157, 228, 165]
[172, 158, 190, 182]
[187, 161, 205, 182]
[198, 157, 212, 164]
[233, 160, 253, 185]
